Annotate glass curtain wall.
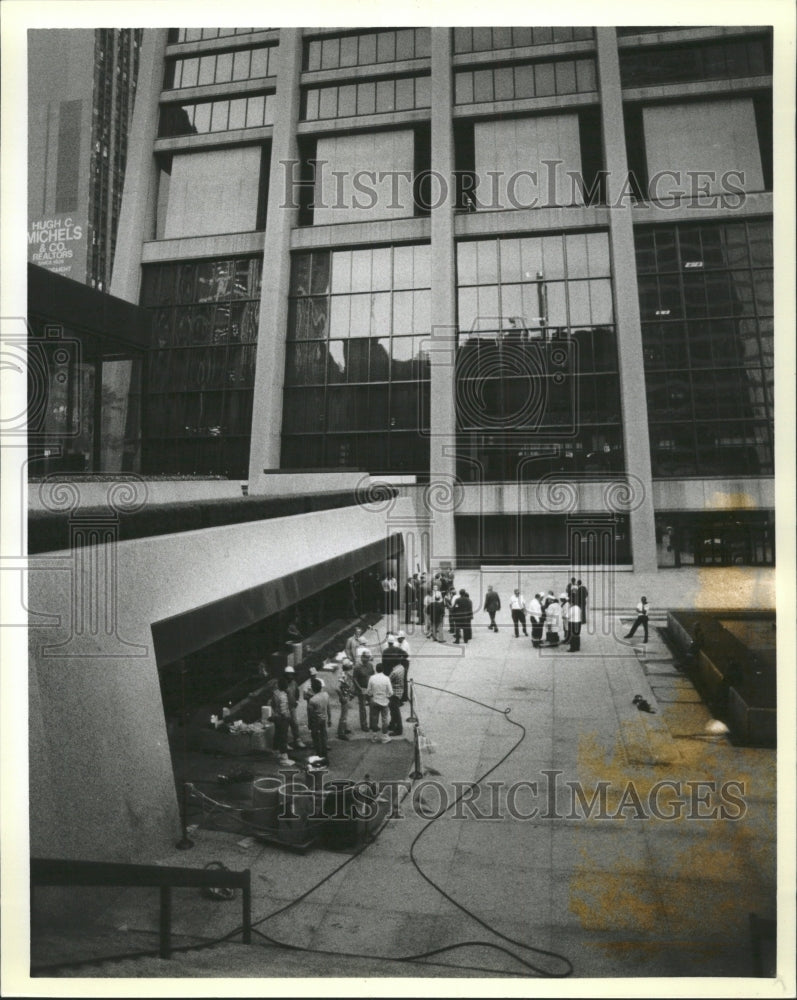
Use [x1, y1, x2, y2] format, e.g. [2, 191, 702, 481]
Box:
[635, 219, 773, 477]
[455, 230, 623, 482]
[139, 256, 262, 476]
[281, 245, 432, 473]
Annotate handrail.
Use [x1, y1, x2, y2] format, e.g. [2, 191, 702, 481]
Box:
[31, 857, 251, 959]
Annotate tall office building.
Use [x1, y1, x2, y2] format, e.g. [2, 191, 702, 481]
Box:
[28, 28, 143, 289]
[42, 25, 775, 571]
[24, 23, 777, 865]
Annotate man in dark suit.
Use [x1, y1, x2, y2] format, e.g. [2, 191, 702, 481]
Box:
[453, 589, 474, 644]
[574, 578, 589, 625]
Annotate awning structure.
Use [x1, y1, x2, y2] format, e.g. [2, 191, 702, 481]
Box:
[150, 532, 403, 664]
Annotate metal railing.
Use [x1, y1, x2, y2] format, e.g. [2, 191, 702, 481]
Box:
[30, 857, 251, 959]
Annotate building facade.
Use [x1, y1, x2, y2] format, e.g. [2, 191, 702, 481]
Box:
[97, 26, 775, 571]
[24, 22, 777, 867]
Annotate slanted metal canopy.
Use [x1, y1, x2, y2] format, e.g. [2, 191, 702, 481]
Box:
[150, 532, 403, 665]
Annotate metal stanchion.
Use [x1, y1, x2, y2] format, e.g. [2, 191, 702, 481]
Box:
[410, 723, 424, 781]
[406, 679, 418, 724]
[175, 781, 195, 850]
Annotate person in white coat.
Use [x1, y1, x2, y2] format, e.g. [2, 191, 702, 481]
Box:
[560, 594, 571, 643]
[545, 596, 562, 646]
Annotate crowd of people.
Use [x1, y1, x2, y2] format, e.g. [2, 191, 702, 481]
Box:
[503, 579, 588, 651]
[260, 625, 411, 767]
[259, 574, 651, 768]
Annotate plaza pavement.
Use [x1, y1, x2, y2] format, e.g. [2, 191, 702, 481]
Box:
[31, 566, 778, 984]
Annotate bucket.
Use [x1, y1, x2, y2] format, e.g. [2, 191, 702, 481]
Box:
[251, 776, 282, 829]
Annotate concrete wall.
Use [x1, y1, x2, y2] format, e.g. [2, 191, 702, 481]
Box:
[28, 497, 416, 862]
[652, 479, 775, 511]
[29, 478, 245, 511]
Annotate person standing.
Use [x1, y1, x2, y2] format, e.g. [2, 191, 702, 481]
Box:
[283, 666, 307, 750]
[566, 577, 576, 602]
[560, 593, 571, 644]
[545, 595, 562, 646]
[396, 631, 411, 702]
[380, 572, 394, 620]
[366, 662, 393, 743]
[453, 589, 474, 644]
[345, 626, 363, 663]
[510, 589, 528, 637]
[575, 578, 589, 625]
[336, 659, 354, 740]
[624, 597, 650, 643]
[417, 574, 428, 628]
[529, 593, 544, 647]
[352, 648, 375, 732]
[307, 677, 331, 760]
[270, 676, 295, 767]
[404, 576, 416, 626]
[422, 585, 433, 637]
[381, 634, 403, 674]
[388, 659, 405, 736]
[568, 600, 582, 652]
[432, 587, 447, 643]
[445, 587, 456, 636]
[483, 585, 501, 632]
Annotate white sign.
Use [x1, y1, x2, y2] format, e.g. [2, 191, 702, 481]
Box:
[27, 215, 86, 277]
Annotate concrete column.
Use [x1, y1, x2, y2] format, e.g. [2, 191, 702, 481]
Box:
[428, 27, 458, 567]
[110, 29, 168, 302]
[595, 28, 658, 572]
[247, 29, 303, 485]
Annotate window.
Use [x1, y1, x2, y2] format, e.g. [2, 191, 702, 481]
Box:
[455, 232, 622, 482]
[302, 74, 431, 121]
[166, 45, 277, 89]
[454, 56, 597, 105]
[139, 257, 262, 477]
[282, 246, 431, 474]
[159, 93, 275, 136]
[635, 220, 773, 477]
[654, 511, 774, 567]
[620, 34, 772, 88]
[453, 26, 593, 52]
[304, 28, 430, 71]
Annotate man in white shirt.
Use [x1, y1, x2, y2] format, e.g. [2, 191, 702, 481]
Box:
[509, 589, 528, 638]
[366, 662, 394, 743]
[345, 626, 363, 663]
[529, 593, 544, 647]
[568, 601, 582, 652]
[624, 597, 650, 643]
